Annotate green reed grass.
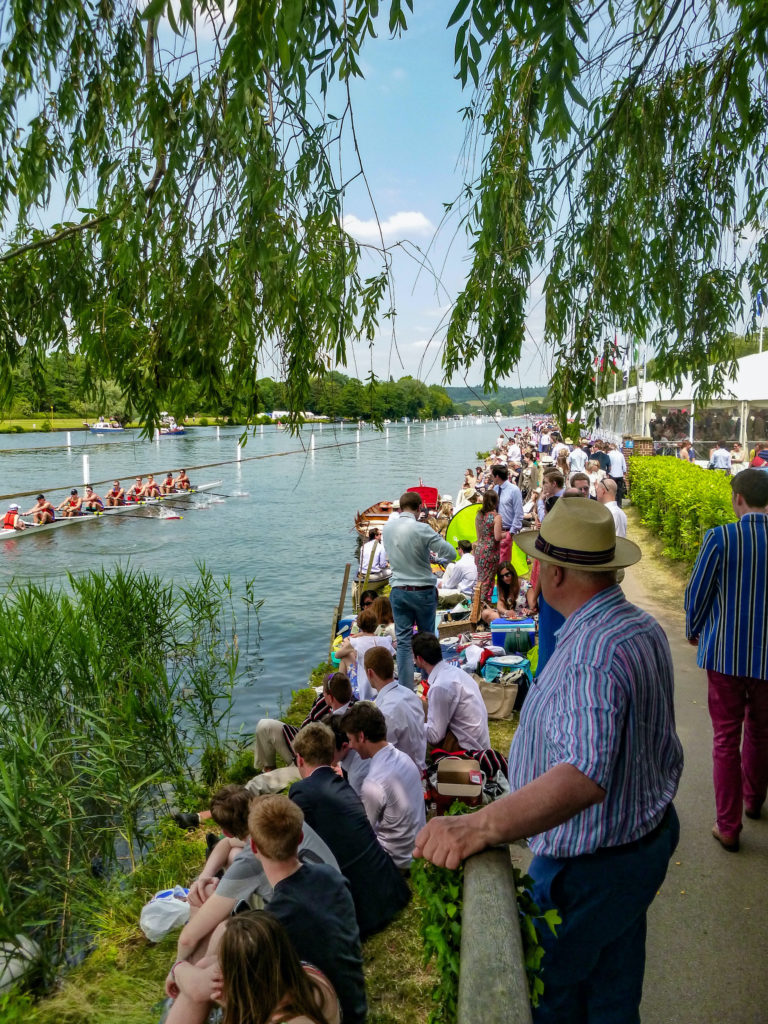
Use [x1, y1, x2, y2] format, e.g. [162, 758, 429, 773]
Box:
[0, 565, 259, 986]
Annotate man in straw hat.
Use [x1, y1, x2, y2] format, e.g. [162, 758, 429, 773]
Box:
[416, 498, 683, 1022]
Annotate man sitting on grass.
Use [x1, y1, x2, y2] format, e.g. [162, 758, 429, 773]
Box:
[166, 784, 338, 986]
[290, 722, 411, 937]
[341, 702, 426, 870]
[165, 795, 367, 1024]
[365, 646, 427, 770]
[173, 674, 355, 828]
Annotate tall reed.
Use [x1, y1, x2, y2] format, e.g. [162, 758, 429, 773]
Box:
[0, 564, 259, 984]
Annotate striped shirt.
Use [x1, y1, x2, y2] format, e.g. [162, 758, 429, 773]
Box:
[508, 585, 683, 857]
[684, 513, 768, 679]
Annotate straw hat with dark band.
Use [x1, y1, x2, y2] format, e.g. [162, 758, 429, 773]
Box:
[515, 497, 641, 571]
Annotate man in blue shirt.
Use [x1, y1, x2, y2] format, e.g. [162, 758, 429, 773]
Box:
[709, 440, 732, 473]
[490, 463, 523, 563]
[685, 468, 768, 851]
[416, 499, 682, 1023]
[383, 491, 456, 689]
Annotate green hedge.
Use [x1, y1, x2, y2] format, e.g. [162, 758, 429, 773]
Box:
[628, 456, 735, 563]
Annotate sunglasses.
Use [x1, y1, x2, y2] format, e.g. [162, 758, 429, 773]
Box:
[362, 601, 374, 607]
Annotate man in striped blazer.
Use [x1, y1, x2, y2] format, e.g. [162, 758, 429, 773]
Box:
[685, 468, 768, 852]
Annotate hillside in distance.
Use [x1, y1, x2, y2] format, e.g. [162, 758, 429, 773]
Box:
[444, 385, 548, 406]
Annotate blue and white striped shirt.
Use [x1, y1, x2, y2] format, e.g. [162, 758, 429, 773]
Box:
[685, 513, 768, 679]
[508, 586, 683, 857]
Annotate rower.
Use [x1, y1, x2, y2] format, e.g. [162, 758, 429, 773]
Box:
[82, 486, 104, 513]
[105, 481, 125, 507]
[175, 469, 191, 491]
[126, 477, 144, 503]
[2, 503, 27, 531]
[24, 494, 55, 524]
[160, 471, 176, 494]
[56, 489, 83, 518]
[142, 475, 161, 498]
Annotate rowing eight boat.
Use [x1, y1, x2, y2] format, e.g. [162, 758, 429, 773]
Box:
[1, 482, 223, 542]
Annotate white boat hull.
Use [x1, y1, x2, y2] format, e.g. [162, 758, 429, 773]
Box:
[1, 482, 222, 542]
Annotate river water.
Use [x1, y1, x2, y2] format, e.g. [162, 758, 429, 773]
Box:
[0, 418, 507, 731]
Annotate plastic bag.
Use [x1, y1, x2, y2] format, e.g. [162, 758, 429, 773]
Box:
[139, 886, 191, 942]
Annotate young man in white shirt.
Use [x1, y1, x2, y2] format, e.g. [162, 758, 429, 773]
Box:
[412, 631, 490, 752]
[436, 538, 477, 605]
[341, 702, 426, 869]
[364, 646, 427, 770]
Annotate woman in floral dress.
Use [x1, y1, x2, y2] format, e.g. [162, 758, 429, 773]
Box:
[474, 490, 503, 604]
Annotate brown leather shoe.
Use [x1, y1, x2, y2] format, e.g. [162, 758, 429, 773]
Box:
[712, 825, 739, 852]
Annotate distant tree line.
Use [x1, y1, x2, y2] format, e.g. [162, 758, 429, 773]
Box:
[7, 353, 457, 423]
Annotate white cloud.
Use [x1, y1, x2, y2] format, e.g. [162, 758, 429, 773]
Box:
[343, 211, 434, 242]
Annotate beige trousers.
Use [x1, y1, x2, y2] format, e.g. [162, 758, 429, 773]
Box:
[253, 717, 295, 770]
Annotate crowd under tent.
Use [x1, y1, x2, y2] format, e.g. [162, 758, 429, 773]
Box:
[596, 350, 768, 452]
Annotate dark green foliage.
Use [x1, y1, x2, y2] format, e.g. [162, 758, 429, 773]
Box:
[2, 1, 761, 429]
[628, 456, 735, 562]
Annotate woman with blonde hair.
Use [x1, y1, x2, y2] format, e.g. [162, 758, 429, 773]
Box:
[219, 912, 339, 1024]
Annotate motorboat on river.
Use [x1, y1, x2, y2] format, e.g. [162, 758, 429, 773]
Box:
[84, 418, 125, 433]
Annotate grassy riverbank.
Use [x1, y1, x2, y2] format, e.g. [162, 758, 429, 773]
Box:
[10, 674, 518, 1024]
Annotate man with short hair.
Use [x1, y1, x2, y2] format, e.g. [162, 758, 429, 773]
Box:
[685, 469, 768, 851]
[568, 473, 591, 498]
[490, 463, 524, 563]
[166, 795, 366, 1024]
[290, 722, 411, 937]
[709, 440, 732, 473]
[597, 477, 627, 537]
[358, 526, 388, 581]
[24, 494, 55, 524]
[590, 440, 611, 474]
[412, 631, 490, 752]
[607, 443, 628, 507]
[416, 498, 682, 1023]
[342, 702, 426, 869]
[164, 785, 339, 1024]
[364, 646, 426, 769]
[436, 538, 477, 604]
[383, 490, 456, 689]
[536, 469, 565, 524]
[568, 441, 587, 474]
[250, 672, 354, 793]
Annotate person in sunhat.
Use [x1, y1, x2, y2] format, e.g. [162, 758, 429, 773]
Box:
[415, 497, 683, 1023]
[2, 503, 26, 531]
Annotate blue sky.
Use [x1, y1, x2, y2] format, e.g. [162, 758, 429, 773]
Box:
[327, 1, 551, 389]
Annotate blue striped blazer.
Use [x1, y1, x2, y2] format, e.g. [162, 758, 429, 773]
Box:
[685, 513, 768, 679]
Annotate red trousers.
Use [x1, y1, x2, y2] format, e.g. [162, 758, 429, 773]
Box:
[707, 669, 768, 840]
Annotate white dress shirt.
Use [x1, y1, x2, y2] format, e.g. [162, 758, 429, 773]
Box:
[568, 446, 587, 473]
[437, 553, 478, 598]
[607, 449, 627, 476]
[350, 634, 396, 700]
[338, 747, 370, 793]
[604, 500, 628, 538]
[359, 743, 426, 867]
[425, 660, 490, 750]
[359, 538, 388, 577]
[374, 681, 427, 769]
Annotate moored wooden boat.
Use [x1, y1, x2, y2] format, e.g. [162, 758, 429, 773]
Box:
[355, 485, 449, 537]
